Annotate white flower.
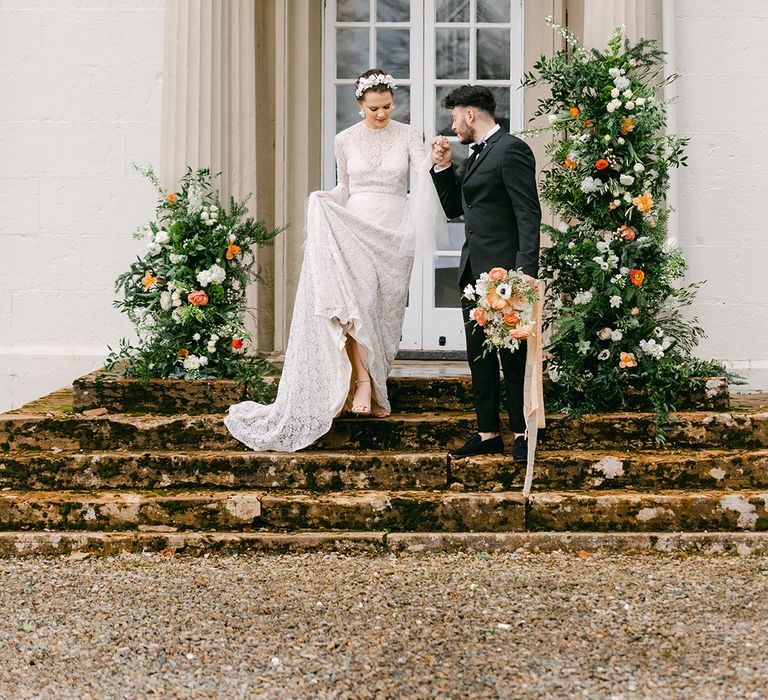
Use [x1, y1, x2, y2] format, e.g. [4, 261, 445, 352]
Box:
[635, 97, 646, 106]
[187, 184, 204, 214]
[609, 68, 622, 78]
[611, 98, 622, 109]
[639, 338, 665, 359]
[183, 354, 202, 371]
[603, 135, 611, 142]
[160, 291, 172, 310]
[654, 327, 664, 338]
[611, 88, 620, 98]
[592, 255, 605, 265]
[610, 275, 621, 284]
[581, 176, 602, 193]
[617, 137, 625, 145]
[169, 253, 183, 264]
[611, 329, 623, 341]
[548, 114, 559, 124]
[598, 349, 610, 361]
[557, 221, 569, 233]
[553, 297, 563, 310]
[503, 336, 520, 351]
[614, 76, 630, 90]
[620, 267, 630, 275]
[495, 283, 512, 300]
[171, 291, 182, 307]
[610, 295, 622, 308]
[596, 240, 610, 253]
[231, 280, 241, 291]
[146, 241, 161, 255]
[620, 174, 635, 186]
[629, 58, 638, 67]
[193, 333, 201, 341]
[598, 327, 613, 341]
[154, 230, 170, 245]
[577, 340, 592, 355]
[548, 366, 561, 383]
[606, 102, 616, 114]
[625, 101, 635, 110]
[171, 309, 182, 323]
[462, 284, 475, 300]
[623, 193, 633, 202]
[197, 263, 226, 287]
[567, 241, 576, 249]
[199, 355, 208, 366]
[574, 290, 593, 305]
[634, 163, 645, 173]
[623, 90, 633, 99]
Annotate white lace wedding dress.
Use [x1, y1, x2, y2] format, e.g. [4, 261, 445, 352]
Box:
[224, 120, 438, 452]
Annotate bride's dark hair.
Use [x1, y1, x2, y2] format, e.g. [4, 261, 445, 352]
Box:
[355, 68, 396, 99]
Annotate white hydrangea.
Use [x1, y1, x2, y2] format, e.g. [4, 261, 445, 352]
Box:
[620, 174, 635, 186]
[610, 295, 622, 308]
[581, 177, 602, 193]
[160, 291, 172, 311]
[197, 263, 226, 287]
[187, 184, 204, 215]
[574, 290, 593, 305]
[639, 338, 665, 359]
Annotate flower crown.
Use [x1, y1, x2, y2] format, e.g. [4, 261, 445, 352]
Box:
[355, 73, 397, 98]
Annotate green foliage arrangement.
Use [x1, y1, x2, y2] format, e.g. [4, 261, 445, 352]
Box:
[106, 167, 283, 400]
[522, 19, 721, 432]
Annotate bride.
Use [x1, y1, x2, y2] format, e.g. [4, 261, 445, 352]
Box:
[225, 69, 440, 452]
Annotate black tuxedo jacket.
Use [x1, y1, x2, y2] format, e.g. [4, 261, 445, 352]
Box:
[430, 128, 541, 282]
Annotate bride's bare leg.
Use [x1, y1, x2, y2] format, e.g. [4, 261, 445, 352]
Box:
[346, 337, 390, 417]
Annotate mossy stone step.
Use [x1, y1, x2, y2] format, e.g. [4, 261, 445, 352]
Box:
[0, 450, 448, 491]
[0, 490, 525, 533]
[3, 408, 768, 453]
[528, 490, 768, 532]
[73, 368, 730, 415]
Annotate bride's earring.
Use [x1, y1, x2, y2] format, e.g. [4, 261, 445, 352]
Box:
[359, 109, 365, 118]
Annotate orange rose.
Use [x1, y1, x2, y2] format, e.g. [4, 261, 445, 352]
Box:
[486, 292, 506, 311]
[509, 325, 532, 340]
[226, 242, 241, 260]
[167, 193, 177, 204]
[502, 312, 521, 326]
[595, 159, 609, 170]
[187, 290, 209, 306]
[140, 270, 157, 290]
[619, 225, 636, 241]
[621, 117, 636, 135]
[632, 191, 654, 214]
[630, 269, 645, 287]
[488, 267, 507, 282]
[177, 348, 189, 358]
[231, 338, 244, 349]
[619, 352, 638, 369]
[564, 155, 577, 169]
[569, 107, 580, 118]
[472, 308, 487, 327]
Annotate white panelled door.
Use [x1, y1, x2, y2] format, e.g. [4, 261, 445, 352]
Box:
[323, 0, 523, 351]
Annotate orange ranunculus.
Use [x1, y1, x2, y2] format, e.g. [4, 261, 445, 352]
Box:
[619, 352, 638, 369]
[167, 193, 177, 204]
[595, 159, 609, 170]
[630, 269, 645, 287]
[509, 325, 532, 340]
[226, 242, 241, 260]
[584, 119, 594, 128]
[472, 308, 487, 327]
[502, 312, 521, 326]
[140, 270, 157, 290]
[632, 191, 654, 213]
[621, 117, 636, 135]
[619, 225, 636, 241]
[564, 155, 577, 169]
[488, 267, 507, 282]
[569, 107, 580, 118]
[187, 290, 209, 306]
[486, 292, 506, 311]
[231, 338, 244, 349]
[177, 348, 189, 358]
[609, 201, 618, 210]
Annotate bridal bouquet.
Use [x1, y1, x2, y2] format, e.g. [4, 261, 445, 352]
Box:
[463, 267, 540, 355]
[105, 166, 283, 398]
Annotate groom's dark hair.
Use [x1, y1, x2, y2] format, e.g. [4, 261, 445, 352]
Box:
[442, 85, 496, 117]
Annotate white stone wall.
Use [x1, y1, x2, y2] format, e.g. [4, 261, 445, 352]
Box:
[0, 0, 165, 412]
[674, 0, 768, 386]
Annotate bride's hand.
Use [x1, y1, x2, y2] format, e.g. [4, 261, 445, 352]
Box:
[431, 136, 452, 168]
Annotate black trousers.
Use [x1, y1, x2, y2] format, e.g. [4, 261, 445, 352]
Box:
[460, 263, 527, 433]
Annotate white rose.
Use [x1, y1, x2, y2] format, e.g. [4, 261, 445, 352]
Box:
[611, 329, 624, 341]
[169, 253, 183, 264]
[623, 90, 633, 99]
[620, 174, 635, 186]
[611, 88, 620, 98]
[160, 291, 172, 310]
[634, 163, 645, 173]
[614, 76, 630, 90]
[146, 242, 161, 255]
[606, 103, 616, 114]
[599, 327, 613, 340]
[183, 355, 201, 371]
[635, 97, 646, 106]
[617, 137, 625, 145]
[625, 101, 635, 110]
[154, 230, 170, 245]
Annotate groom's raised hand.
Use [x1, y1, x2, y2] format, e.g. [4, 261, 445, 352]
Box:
[431, 136, 453, 170]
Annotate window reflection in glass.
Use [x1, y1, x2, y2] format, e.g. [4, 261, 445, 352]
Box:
[337, 0, 369, 22]
[377, 0, 410, 22]
[435, 85, 459, 136]
[476, 29, 510, 80]
[476, 0, 511, 23]
[336, 28, 370, 79]
[434, 256, 461, 308]
[392, 85, 411, 124]
[336, 84, 360, 132]
[436, 28, 469, 79]
[436, 0, 470, 23]
[377, 28, 410, 78]
[489, 87, 511, 132]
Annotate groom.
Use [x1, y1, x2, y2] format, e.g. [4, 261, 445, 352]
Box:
[430, 85, 541, 462]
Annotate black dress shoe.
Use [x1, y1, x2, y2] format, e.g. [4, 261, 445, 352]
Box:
[513, 435, 528, 464]
[449, 433, 504, 459]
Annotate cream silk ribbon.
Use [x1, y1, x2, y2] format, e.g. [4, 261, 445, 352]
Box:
[523, 281, 546, 498]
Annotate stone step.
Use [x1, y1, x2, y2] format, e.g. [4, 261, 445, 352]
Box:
[4, 448, 768, 493]
[0, 490, 525, 533]
[0, 450, 448, 491]
[4, 530, 768, 558]
[3, 407, 768, 452]
[528, 490, 768, 532]
[73, 368, 730, 415]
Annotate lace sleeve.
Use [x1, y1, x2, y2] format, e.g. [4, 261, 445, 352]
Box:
[406, 126, 428, 185]
[334, 133, 349, 187]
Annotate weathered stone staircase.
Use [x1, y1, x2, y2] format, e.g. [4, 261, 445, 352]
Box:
[1, 365, 767, 556]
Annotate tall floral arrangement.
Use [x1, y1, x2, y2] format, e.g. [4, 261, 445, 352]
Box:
[522, 20, 718, 429]
[106, 167, 282, 400]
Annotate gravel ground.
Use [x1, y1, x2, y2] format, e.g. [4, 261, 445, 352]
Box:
[0, 552, 766, 699]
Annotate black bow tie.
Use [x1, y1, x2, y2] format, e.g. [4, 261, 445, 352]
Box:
[467, 141, 486, 172]
[470, 142, 486, 155]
